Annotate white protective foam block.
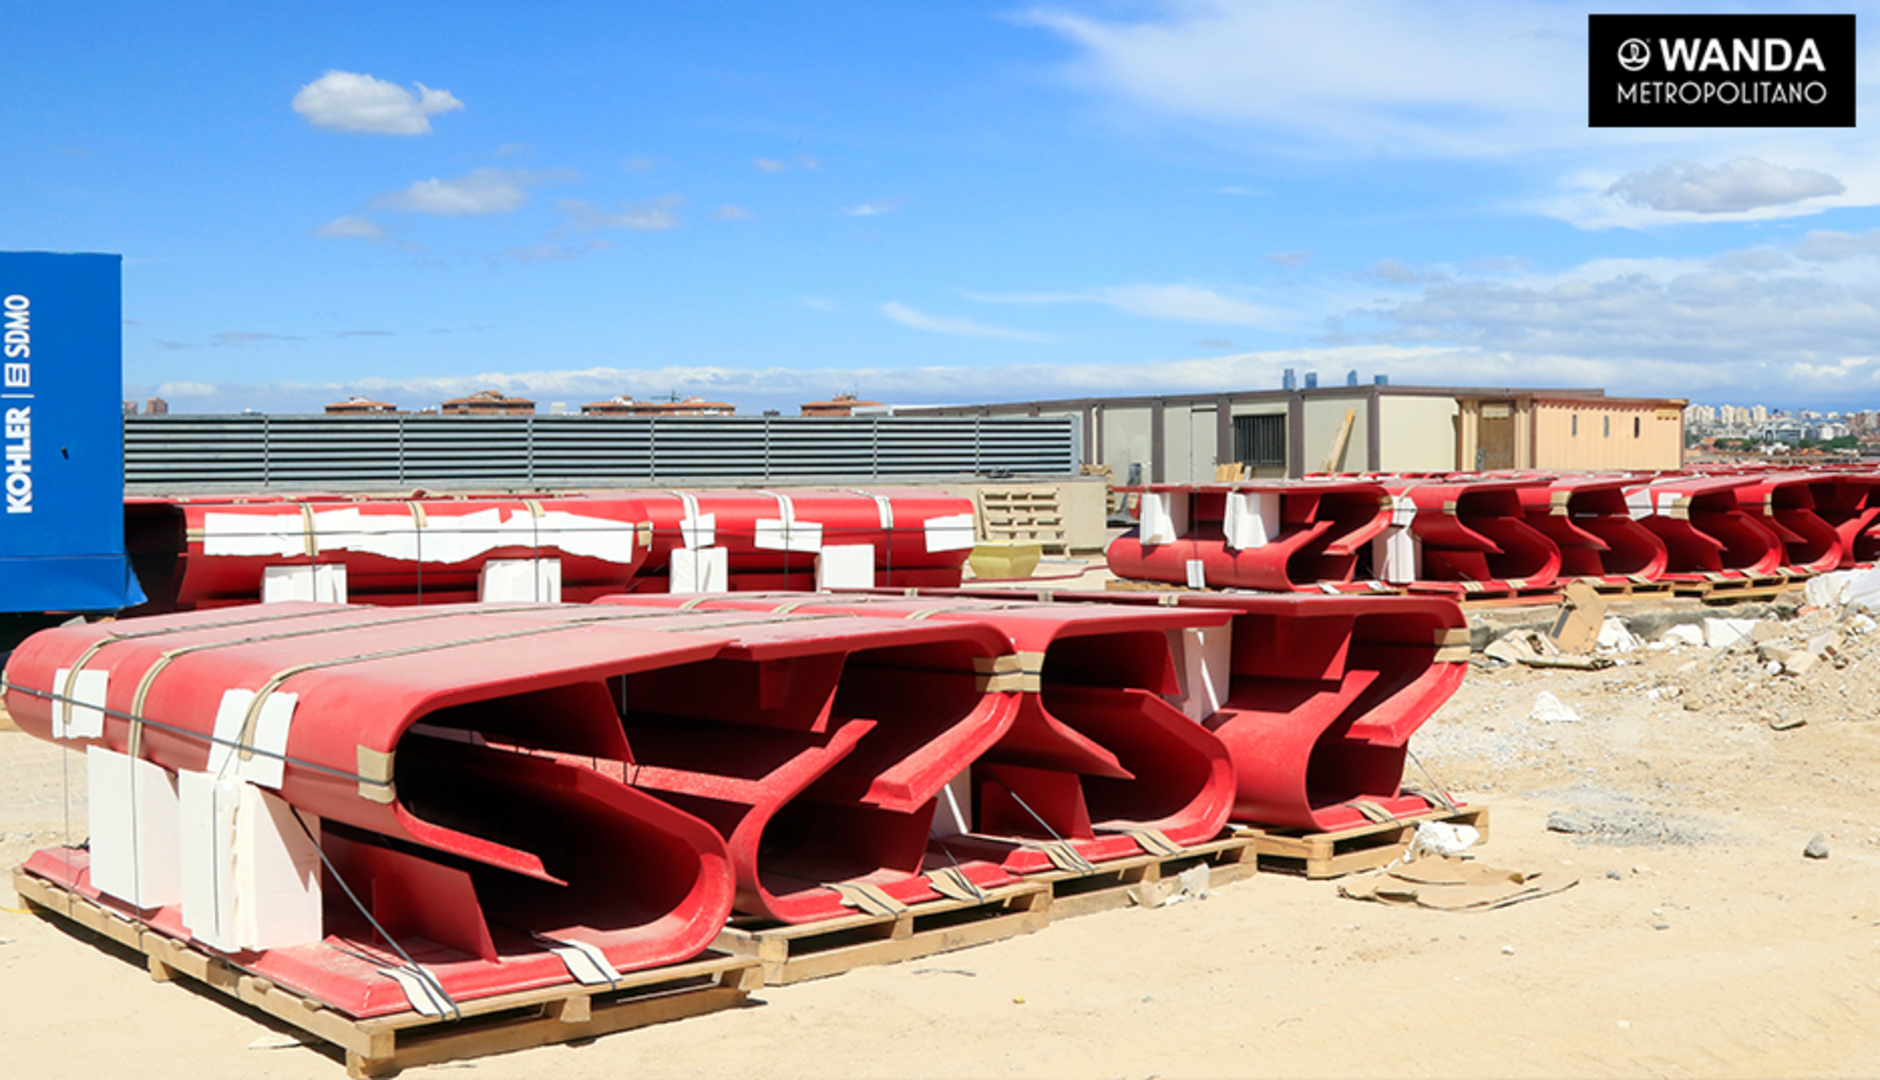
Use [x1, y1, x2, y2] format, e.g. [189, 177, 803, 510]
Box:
[928, 769, 974, 838]
[178, 771, 323, 953]
[1138, 492, 1189, 547]
[1165, 625, 1233, 723]
[87, 746, 182, 910]
[51, 667, 108, 739]
[479, 557, 563, 602]
[816, 544, 876, 590]
[922, 513, 977, 553]
[260, 564, 348, 604]
[1222, 490, 1281, 551]
[206, 689, 298, 790]
[1372, 495, 1421, 585]
[670, 546, 728, 594]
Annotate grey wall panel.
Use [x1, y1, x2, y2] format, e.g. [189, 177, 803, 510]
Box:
[124, 415, 1076, 492]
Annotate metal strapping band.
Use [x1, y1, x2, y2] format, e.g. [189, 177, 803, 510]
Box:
[523, 499, 545, 518]
[677, 596, 712, 611]
[768, 600, 814, 614]
[407, 501, 428, 528]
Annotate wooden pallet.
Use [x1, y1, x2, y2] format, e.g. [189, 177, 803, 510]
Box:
[1234, 805, 1491, 880]
[1029, 833, 1263, 920]
[13, 867, 762, 1079]
[713, 879, 1051, 986]
[1577, 576, 1675, 598]
[1671, 573, 1800, 604]
[978, 486, 1068, 553]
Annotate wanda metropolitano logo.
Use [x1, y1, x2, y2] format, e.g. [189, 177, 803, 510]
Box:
[1589, 14, 1856, 127]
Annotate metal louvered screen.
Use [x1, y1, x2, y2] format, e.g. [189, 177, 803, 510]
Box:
[124, 414, 1078, 492]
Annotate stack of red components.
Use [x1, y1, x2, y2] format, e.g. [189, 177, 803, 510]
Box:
[1622, 474, 1783, 581]
[596, 592, 1237, 877]
[1518, 474, 1667, 584]
[1376, 476, 1562, 599]
[1105, 479, 1392, 591]
[933, 588, 1470, 832]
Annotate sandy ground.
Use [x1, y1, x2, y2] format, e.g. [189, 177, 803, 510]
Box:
[4, 591, 1880, 1078]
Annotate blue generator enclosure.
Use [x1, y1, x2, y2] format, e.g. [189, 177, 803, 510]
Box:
[0, 253, 143, 612]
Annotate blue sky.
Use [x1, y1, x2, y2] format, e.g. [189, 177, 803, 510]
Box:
[9, 1, 1880, 414]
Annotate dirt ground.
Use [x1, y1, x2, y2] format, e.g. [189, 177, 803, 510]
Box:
[4, 588, 1879, 1078]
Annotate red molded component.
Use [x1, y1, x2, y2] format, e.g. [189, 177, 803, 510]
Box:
[1517, 474, 1667, 581]
[931, 588, 1468, 832]
[6, 602, 746, 1016]
[1105, 480, 1392, 590]
[587, 607, 1024, 923]
[629, 488, 975, 586]
[1382, 477, 1562, 595]
[1623, 475, 1783, 579]
[1730, 472, 1849, 574]
[1803, 470, 1880, 567]
[124, 493, 653, 612]
[596, 592, 1237, 875]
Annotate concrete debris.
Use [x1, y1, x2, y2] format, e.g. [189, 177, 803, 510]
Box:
[1849, 614, 1877, 636]
[1804, 834, 1830, 860]
[1530, 691, 1581, 724]
[1703, 618, 1761, 650]
[1596, 618, 1643, 653]
[1659, 624, 1706, 648]
[1769, 714, 1806, 731]
[1804, 569, 1861, 609]
[1485, 629, 1554, 664]
[1842, 567, 1880, 614]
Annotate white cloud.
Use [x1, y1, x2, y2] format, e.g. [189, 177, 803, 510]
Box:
[1608, 157, 1845, 214]
[156, 381, 217, 397]
[881, 302, 1051, 341]
[1019, 1, 1581, 157]
[755, 158, 787, 171]
[373, 168, 540, 216]
[1357, 259, 1449, 285]
[844, 198, 903, 217]
[556, 197, 681, 231]
[1267, 250, 1312, 268]
[1342, 231, 1880, 399]
[314, 215, 387, 242]
[799, 297, 839, 312]
[715, 205, 755, 221]
[291, 71, 464, 135]
[967, 283, 1285, 327]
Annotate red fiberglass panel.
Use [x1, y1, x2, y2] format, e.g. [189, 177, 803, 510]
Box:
[597, 592, 1237, 877]
[589, 596, 1021, 923]
[1732, 474, 1846, 574]
[1106, 480, 1391, 590]
[1803, 470, 1880, 567]
[927, 588, 1468, 832]
[1387, 478, 1562, 590]
[629, 489, 975, 579]
[5, 601, 749, 1016]
[1625, 476, 1782, 577]
[1518, 476, 1667, 581]
[123, 494, 653, 613]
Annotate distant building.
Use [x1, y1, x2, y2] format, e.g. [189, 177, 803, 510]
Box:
[580, 394, 735, 416]
[898, 383, 1688, 479]
[123, 401, 138, 416]
[325, 395, 399, 415]
[441, 390, 536, 416]
[800, 393, 883, 417]
[145, 397, 168, 416]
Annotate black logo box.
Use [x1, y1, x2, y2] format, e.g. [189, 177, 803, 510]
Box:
[1589, 14, 1855, 128]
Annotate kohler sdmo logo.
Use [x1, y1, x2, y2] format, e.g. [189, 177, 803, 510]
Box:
[1589, 15, 1855, 128]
